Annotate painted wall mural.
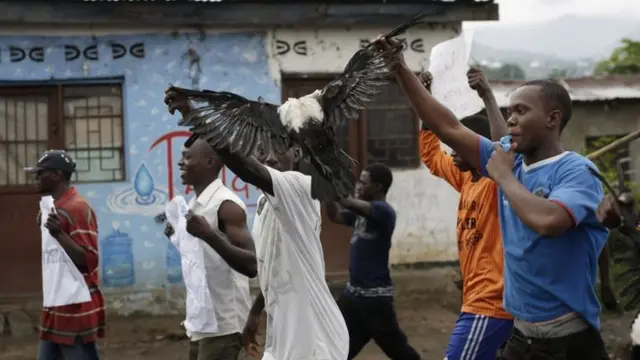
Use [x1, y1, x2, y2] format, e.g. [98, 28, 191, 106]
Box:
[0, 32, 277, 290]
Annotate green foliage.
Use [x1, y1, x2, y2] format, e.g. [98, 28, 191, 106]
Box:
[471, 63, 526, 81]
[548, 68, 576, 79]
[594, 38, 640, 75]
[585, 136, 639, 308]
[585, 135, 623, 186]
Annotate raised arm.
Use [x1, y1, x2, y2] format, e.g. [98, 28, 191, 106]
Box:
[467, 67, 508, 141]
[419, 128, 465, 192]
[388, 43, 483, 170]
[214, 147, 274, 196]
[417, 71, 465, 191]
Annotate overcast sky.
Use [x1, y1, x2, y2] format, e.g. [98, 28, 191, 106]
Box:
[463, 0, 640, 29]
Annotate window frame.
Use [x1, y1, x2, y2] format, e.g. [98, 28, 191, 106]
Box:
[280, 73, 420, 170]
[0, 77, 126, 192]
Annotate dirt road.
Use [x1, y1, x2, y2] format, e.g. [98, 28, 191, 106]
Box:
[0, 268, 634, 359]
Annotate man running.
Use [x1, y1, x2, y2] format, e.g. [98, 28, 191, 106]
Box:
[26, 150, 105, 360]
[163, 90, 349, 360]
[378, 37, 609, 359]
[172, 137, 257, 360]
[418, 72, 513, 360]
[325, 163, 421, 360]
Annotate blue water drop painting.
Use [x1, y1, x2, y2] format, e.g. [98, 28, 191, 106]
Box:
[133, 163, 155, 205]
[166, 241, 183, 284]
[101, 229, 135, 288]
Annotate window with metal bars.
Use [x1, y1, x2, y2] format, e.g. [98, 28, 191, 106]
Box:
[365, 80, 419, 168]
[281, 76, 419, 169]
[0, 82, 125, 187]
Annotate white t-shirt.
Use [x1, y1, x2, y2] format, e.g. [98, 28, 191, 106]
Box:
[252, 167, 349, 360]
[187, 179, 252, 341]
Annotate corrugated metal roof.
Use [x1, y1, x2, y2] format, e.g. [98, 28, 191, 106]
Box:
[489, 75, 640, 107]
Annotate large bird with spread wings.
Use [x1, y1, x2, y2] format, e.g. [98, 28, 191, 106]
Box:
[166, 13, 427, 201]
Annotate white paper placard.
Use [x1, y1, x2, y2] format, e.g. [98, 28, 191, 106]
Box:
[40, 196, 92, 307]
[428, 33, 484, 120]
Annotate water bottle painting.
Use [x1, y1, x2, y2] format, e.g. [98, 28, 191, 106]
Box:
[166, 240, 183, 284]
[101, 228, 135, 287]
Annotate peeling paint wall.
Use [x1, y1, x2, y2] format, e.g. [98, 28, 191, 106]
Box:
[387, 168, 460, 264]
[265, 24, 459, 82]
[265, 25, 462, 264]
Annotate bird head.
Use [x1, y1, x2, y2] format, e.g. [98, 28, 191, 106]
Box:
[278, 92, 324, 132]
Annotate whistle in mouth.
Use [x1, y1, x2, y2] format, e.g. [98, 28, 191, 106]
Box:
[499, 135, 512, 152]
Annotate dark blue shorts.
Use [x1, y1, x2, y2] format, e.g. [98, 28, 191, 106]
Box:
[445, 312, 513, 360]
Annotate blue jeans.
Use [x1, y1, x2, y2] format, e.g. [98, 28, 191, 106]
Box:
[38, 338, 100, 360]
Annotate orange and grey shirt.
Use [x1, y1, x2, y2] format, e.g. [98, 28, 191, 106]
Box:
[420, 129, 511, 320]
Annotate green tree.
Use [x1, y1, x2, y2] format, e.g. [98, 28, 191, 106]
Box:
[495, 63, 526, 80]
[594, 38, 640, 75]
[471, 63, 526, 80]
[585, 135, 639, 308]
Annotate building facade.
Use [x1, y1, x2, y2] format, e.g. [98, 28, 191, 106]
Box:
[0, 1, 498, 311]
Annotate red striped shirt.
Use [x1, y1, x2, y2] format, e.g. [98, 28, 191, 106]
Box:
[39, 187, 106, 345]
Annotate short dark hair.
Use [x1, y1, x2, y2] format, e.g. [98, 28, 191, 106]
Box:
[518, 79, 572, 131]
[62, 171, 72, 181]
[460, 114, 491, 139]
[365, 163, 393, 194]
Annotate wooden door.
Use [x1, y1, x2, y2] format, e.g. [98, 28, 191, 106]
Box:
[0, 87, 58, 297]
[281, 77, 365, 276]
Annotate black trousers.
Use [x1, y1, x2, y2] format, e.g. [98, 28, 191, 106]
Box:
[497, 327, 610, 360]
[337, 294, 421, 360]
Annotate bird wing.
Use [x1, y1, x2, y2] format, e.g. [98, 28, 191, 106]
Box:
[379, 11, 429, 41]
[169, 86, 290, 156]
[318, 12, 428, 125]
[290, 13, 428, 200]
[296, 123, 358, 201]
